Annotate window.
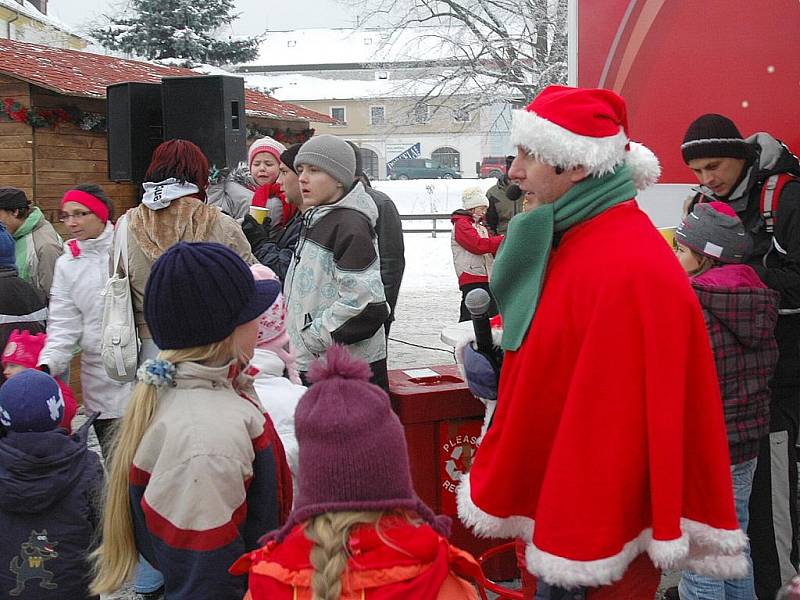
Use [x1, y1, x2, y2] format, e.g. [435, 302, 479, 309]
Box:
[370, 105, 386, 126]
[454, 108, 471, 123]
[330, 106, 346, 126]
[413, 103, 429, 124]
[432, 147, 461, 171]
[360, 147, 380, 180]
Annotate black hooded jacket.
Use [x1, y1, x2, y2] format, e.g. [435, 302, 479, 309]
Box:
[690, 133, 800, 386]
[0, 417, 104, 599]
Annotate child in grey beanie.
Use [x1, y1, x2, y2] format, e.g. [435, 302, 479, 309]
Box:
[294, 135, 356, 188]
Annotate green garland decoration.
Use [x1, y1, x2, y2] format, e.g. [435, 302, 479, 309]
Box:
[1, 97, 107, 132]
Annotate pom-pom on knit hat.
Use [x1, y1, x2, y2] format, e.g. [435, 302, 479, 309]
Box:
[0, 369, 63, 433]
[294, 134, 357, 187]
[2, 329, 46, 369]
[144, 242, 282, 350]
[511, 84, 660, 190]
[248, 136, 286, 169]
[681, 114, 751, 164]
[265, 345, 451, 542]
[675, 201, 751, 263]
[462, 186, 489, 210]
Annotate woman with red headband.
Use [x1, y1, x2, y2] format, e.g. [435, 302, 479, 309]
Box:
[38, 184, 133, 457]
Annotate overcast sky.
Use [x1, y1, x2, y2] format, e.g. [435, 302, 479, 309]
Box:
[47, 0, 357, 37]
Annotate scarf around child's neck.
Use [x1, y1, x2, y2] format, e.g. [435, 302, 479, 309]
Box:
[12, 206, 43, 282]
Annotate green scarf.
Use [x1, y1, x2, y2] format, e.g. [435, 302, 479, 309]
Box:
[12, 206, 43, 282]
[491, 164, 637, 351]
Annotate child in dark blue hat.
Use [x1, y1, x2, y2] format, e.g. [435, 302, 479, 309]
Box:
[0, 369, 104, 599]
[91, 242, 292, 600]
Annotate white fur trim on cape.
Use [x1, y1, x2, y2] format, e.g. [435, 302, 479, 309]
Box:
[458, 474, 748, 587]
[457, 477, 534, 541]
[510, 110, 661, 190]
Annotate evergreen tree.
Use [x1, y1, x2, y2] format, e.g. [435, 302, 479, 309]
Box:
[91, 0, 260, 66]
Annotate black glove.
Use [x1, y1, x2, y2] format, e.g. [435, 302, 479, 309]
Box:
[241, 214, 271, 250]
[462, 342, 503, 400]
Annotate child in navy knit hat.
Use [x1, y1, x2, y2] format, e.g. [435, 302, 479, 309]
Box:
[0, 369, 104, 599]
[91, 242, 292, 600]
[232, 345, 482, 600]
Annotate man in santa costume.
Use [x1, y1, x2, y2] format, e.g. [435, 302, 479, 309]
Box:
[457, 85, 749, 599]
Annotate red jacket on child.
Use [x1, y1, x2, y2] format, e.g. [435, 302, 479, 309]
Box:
[232, 515, 481, 600]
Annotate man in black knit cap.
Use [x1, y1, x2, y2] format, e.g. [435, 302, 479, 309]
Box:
[682, 113, 800, 599]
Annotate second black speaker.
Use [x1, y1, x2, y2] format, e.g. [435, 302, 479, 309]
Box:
[161, 75, 247, 170]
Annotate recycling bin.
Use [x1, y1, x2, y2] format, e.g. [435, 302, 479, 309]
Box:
[388, 364, 516, 580]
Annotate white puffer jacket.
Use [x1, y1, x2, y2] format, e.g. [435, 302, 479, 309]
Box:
[39, 223, 132, 419]
[250, 347, 304, 497]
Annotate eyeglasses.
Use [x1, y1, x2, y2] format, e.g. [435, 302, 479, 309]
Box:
[58, 210, 93, 222]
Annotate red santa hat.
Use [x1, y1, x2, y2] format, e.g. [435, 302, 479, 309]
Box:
[511, 85, 660, 190]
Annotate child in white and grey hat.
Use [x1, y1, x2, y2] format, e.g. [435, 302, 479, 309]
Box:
[451, 186, 504, 322]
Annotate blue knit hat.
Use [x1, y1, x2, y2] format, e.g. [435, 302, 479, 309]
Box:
[0, 369, 63, 433]
[144, 242, 281, 350]
[0, 223, 16, 271]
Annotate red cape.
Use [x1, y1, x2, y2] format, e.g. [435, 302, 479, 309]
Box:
[458, 202, 747, 588]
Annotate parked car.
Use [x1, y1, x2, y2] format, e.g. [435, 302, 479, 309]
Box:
[389, 158, 461, 180]
[477, 156, 509, 178]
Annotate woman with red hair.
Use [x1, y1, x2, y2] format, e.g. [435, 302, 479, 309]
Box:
[113, 139, 255, 363]
[110, 139, 256, 598]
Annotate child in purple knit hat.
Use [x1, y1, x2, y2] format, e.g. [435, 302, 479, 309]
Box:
[232, 345, 482, 600]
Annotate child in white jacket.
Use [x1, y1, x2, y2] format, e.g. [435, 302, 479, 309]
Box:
[250, 264, 305, 494]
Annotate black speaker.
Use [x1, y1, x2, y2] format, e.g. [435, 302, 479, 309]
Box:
[107, 82, 164, 182]
[161, 75, 247, 170]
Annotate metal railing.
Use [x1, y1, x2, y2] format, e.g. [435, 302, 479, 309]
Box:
[400, 213, 452, 237]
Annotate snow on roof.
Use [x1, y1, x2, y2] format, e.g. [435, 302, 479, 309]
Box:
[0, 0, 84, 41]
[241, 26, 476, 69]
[244, 71, 483, 102]
[0, 38, 334, 123]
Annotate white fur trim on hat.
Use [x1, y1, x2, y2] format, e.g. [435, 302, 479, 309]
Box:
[511, 109, 661, 190]
[462, 186, 489, 210]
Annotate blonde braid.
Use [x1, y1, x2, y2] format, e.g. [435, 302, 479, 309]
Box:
[90, 338, 235, 594]
[305, 511, 384, 600]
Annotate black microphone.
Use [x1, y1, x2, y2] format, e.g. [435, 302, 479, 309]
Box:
[465, 288, 494, 354]
[506, 183, 522, 202]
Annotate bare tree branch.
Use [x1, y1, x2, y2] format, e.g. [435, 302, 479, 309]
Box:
[350, 0, 566, 115]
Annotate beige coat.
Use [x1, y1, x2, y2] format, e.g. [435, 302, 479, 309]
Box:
[112, 197, 256, 340]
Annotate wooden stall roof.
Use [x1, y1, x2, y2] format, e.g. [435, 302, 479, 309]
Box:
[0, 38, 334, 123]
